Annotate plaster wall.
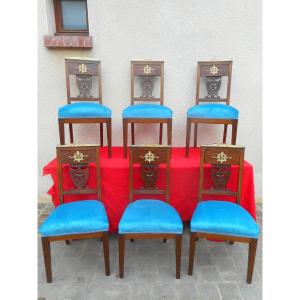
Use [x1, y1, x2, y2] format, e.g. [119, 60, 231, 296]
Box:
[38, 0, 262, 201]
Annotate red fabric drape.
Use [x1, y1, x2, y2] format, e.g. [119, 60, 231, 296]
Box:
[43, 147, 256, 232]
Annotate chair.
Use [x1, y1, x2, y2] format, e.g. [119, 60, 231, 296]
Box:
[118, 145, 183, 278]
[58, 58, 112, 157]
[39, 145, 110, 283]
[185, 61, 238, 157]
[188, 144, 259, 283]
[122, 61, 172, 158]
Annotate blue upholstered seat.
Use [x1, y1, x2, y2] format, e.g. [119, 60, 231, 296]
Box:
[39, 200, 109, 237]
[58, 102, 112, 119]
[119, 200, 183, 234]
[187, 103, 239, 119]
[123, 104, 173, 119]
[190, 201, 259, 238]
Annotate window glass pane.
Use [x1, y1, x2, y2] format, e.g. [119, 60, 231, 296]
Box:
[61, 0, 87, 30]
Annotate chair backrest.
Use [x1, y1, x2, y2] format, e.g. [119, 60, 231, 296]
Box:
[199, 144, 244, 205]
[129, 145, 171, 203]
[65, 57, 102, 104]
[196, 61, 232, 105]
[131, 60, 164, 105]
[56, 144, 101, 204]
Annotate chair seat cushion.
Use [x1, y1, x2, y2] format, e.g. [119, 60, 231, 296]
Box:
[122, 104, 172, 119]
[58, 102, 112, 119]
[187, 103, 239, 119]
[190, 201, 259, 238]
[39, 200, 109, 237]
[119, 200, 183, 234]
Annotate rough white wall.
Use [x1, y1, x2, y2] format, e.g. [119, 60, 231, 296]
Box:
[38, 0, 262, 201]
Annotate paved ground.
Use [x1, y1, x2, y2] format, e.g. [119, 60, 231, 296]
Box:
[38, 203, 262, 300]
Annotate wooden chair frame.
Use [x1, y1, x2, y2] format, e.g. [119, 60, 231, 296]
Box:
[185, 61, 238, 157]
[123, 61, 172, 158]
[41, 145, 110, 283]
[58, 58, 112, 157]
[187, 144, 258, 284]
[118, 145, 182, 279]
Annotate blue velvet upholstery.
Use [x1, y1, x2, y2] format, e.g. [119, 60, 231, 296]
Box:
[39, 200, 109, 237]
[123, 104, 172, 119]
[190, 201, 259, 238]
[58, 102, 112, 119]
[187, 103, 239, 119]
[119, 200, 183, 234]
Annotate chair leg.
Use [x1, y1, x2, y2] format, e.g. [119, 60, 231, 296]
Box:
[102, 232, 110, 276]
[131, 123, 135, 145]
[41, 237, 52, 283]
[247, 239, 258, 284]
[163, 238, 167, 243]
[231, 120, 238, 145]
[167, 120, 172, 145]
[193, 123, 198, 148]
[175, 235, 182, 279]
[107, 119, 112, 158]
[58, 120, 65, 145]
[188, 232, 197, 275]
[130, 239, 134, 242]
[100, 123, 104, 147]
[68, 124, 74, 144]
[123, 119, 128, 158]
[229, 241, 234, 245]
[159, 124, 163, 145]
[223, 124, 228, 143]
[65, 240, 71, 245]
[185, 119, 192, 157]
[118, 235, 125, 278]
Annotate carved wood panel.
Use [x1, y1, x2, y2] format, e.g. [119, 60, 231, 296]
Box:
[69, 163, 89, 189]
[140, 163, 159, 189]
[210, 164, 231, 190]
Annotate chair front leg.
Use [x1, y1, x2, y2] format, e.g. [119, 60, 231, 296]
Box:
[223, 124, 228, 143]
[167, 119, 172, 145]
[102, 232, 110, 276]
[193, 123, 198, 148]
[107, 119, 112, 158]
[58, 120, 65, 145]
[69, 124, 74, 144]
[188, 232, 197, 275]
[131, 123, 135, 145]
[175, 235, 182, 279]
[247, 238, 258, 284]
[123, 119, 128, 158]
[231, 119, 238, 145]
[41, 237, 52, 283]
[185, 118, 192, 157]
[159, 123, 163, 144]
[118, 235, 125, 278]
[100, 123, 104, 147]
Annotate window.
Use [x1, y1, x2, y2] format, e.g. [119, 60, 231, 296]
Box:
[54, 0, 89, 35]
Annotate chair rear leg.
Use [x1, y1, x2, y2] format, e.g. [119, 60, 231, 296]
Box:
[58, 120, 65, 145]
[118, 235, 125, 278]
[231, 120, 238, 145]
[102, 232, 110, 276]
[175, 235, 182, 279]
[123, 119, 128, 158]
[107, 119, 112, 158]
[131, 123, 135, 145]
[42, 237, 52, 283]
[167, 120, 172, 145]
[188, 232, 197, 275]
[247, 239, 258, 284]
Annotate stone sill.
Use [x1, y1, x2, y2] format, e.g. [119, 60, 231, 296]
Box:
[44, 35, 93, 49]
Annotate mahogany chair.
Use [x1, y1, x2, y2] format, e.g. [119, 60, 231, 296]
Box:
[122, 61, 172, 158]
[39, 145, 110, 283]
[188, 144, 259, 283]
[185, 61, 238, 157]
[118, 145, 183, 278]
[58, 58, 112, 157]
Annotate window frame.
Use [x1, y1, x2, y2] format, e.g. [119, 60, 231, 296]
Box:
[53, 0, 89, 36]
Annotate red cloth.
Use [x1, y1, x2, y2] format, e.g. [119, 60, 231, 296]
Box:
[43, 147, 256, 232]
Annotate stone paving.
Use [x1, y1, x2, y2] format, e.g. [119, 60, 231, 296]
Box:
[38, 203, 262, 300]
